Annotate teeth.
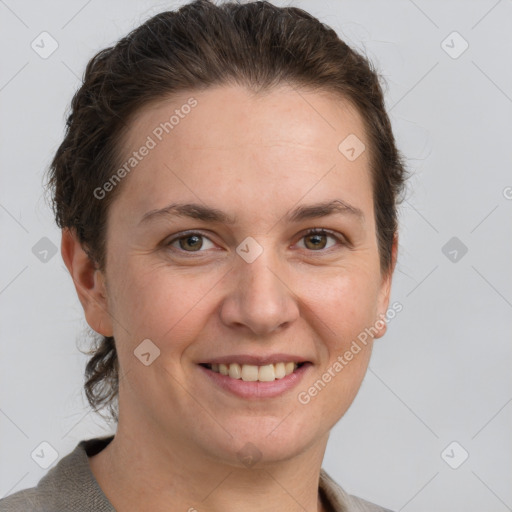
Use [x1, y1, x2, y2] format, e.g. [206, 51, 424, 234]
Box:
[241, 364, 259, 382]
[285, 362, 295, 375]
[274, 362, 286, 379]
[207, 362, 301, 381]
[228, 363, 242, 379]
[257, 364, 275, 382]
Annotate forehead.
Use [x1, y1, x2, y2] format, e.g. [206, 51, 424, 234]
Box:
[112, 84, 372, 223]
[122, 84, 367, 159]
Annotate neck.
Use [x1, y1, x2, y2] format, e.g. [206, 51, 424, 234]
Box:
[89, 411, 329, 512]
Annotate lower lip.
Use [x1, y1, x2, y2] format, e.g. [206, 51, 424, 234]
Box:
[198, 363, 312, 399]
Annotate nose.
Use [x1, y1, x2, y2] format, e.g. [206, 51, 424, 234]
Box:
[219, 245, 300, 336]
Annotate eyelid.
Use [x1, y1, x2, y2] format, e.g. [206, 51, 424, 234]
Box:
[164, 230, 217, 253]
[295, 228, 347, 251]
[164, 228, 348, 254]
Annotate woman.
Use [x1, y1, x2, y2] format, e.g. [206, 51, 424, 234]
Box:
[0, 0, 406, 510]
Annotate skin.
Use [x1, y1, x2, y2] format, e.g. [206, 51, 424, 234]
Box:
[62, 84, 397, 512]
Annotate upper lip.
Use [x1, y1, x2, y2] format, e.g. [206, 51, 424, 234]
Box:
[199, 353, 311, 366]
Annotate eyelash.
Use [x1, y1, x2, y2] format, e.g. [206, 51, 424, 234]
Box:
[164, 228, 347, 255]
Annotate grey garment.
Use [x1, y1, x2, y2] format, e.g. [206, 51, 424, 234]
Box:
[318, 470, 394, 512]
[0, 436, 394, 512]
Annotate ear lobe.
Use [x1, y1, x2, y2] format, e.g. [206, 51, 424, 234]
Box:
[61, 227, 114, 337]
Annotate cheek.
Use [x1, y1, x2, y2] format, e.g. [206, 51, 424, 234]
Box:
[109, 248, 382, 361]
[298, 265, 380, 340]
[110, 260, 221, 349]
[294, 267, 379, 412]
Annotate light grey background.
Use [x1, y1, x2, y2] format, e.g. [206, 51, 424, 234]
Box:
[1, 1, 511, 510]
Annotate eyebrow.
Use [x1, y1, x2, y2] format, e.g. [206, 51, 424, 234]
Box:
[138, 199, 364, 226]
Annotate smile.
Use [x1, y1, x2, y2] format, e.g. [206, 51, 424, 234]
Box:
[197, 361, 312, 399]
[200, 362, 303, 381]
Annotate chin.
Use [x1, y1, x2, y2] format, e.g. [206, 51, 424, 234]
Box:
[202, 414, 319, 466]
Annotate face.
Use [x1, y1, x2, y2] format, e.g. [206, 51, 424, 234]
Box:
[82, 84, 395, 465]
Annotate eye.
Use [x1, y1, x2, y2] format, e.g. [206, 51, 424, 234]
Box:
[296, 228, 344, 251]
[165, 232, 216, 252]
[165, 228, 346, 255]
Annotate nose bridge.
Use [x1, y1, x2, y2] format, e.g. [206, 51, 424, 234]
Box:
[241, 250, 283, 302]
[220, 239, 299, 335]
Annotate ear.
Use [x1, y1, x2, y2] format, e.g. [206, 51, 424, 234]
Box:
[61, 227, 114, 337]
[373, 232, 398, 339]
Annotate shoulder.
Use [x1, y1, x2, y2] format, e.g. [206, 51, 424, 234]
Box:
[0, 487, 41, 512]
[319, 468, 395, 512]
[0, 436, 115, 512]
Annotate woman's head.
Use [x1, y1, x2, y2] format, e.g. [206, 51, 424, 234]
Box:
[49, 0, 407, 457]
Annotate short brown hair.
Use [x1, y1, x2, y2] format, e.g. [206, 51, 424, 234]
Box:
[45, 0, 408, 422]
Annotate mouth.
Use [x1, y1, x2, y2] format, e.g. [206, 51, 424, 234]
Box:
[198, 361, 307, 382]
[197, 360, 312, 399]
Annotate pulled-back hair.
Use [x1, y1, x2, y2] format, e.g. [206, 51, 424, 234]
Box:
[45, 0, 407, 422]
